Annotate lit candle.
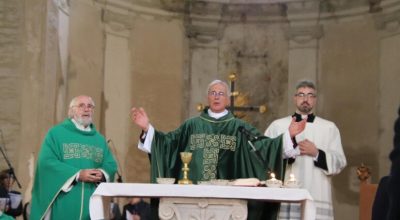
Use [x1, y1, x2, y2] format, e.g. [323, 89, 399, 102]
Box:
[266, 172, 282, 187]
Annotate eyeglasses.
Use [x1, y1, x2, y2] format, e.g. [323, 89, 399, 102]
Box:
[295, 93, 316, 99]
[74, 103, 95, 110]
[208, 91, 227, 97]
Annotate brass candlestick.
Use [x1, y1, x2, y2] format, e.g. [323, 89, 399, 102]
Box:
[178, 152, 193, 184]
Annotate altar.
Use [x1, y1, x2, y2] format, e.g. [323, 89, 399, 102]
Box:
[89, 183, 316, 220]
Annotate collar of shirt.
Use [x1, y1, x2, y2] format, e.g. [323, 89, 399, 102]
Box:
[207, 109, 228, 119]
[71, 118, 92, 132]
[292, 112, 315, 123]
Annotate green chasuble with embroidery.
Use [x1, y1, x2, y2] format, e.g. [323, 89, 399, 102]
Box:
[30, 118, 117, 220]
[150, 109, 284, 220]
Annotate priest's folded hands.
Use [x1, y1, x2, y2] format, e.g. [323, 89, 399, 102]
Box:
[78, 169, 104, 183]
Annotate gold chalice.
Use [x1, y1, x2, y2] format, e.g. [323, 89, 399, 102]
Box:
[178, 152, 193, 184]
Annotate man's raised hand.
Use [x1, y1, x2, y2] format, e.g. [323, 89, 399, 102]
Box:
[289, 117, 306, 138]
[130, 107, 150, 132]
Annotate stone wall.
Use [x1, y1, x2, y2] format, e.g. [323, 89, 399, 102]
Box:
[0, 0, 22, 172]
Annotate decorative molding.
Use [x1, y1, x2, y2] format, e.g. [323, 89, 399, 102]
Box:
[160, 0, 186, 12]
[186, 18, 226, 46]
[375, 10, 400, 34]
[286, 24, 323, 44]
[102, 9, 134, 36]
[94, 0, 400, 25]
[95, 0, 180, 21]
[159, 197, 247, 220]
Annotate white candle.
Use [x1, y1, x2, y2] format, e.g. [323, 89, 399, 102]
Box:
[289, 173, 296, 181]
[266, 172, 282, 188]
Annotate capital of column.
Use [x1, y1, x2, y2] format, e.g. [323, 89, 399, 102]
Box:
[102, 9, 134, 37]
[186, 18, 225, 47]
[375, 10, 400, 35]
[184, 2, 225, 47]
[285, 1, 323, 45]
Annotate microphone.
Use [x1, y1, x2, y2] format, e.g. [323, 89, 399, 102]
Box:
[238, 126, 268, 167]
[107, 139, 123, 183]
[0, 129, 22, 188]
[238, 126, 259, 142]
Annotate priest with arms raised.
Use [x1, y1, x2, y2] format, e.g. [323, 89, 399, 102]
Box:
[30, 95, 118, 220]
[131, 80, 307, 220]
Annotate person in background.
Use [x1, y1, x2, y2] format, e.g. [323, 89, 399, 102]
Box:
[120, 197, 150, 220]
[387, 106, 400, 219]
[265, 79, 347, 220]
[131, 79, 307, 220]
[0, 169, 22, 218]
[110, 199, 121, 220]
[30, 95, 118, 220]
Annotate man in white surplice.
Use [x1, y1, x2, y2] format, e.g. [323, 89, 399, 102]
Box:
[265, 80, 347, 220]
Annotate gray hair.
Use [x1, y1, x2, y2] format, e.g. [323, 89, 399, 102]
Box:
[295, 79, 316, 91]
[207, 80, 231, 97]
[67, 95, 95, 118]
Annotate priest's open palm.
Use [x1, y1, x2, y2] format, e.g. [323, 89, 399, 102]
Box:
[130, 107, 150, 132]
[288, 117, 307, 138]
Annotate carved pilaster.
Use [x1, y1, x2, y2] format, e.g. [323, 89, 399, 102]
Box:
[285, 1, 323, 48]
[285, 2, 321, 111]
[185, 2, 225, 47]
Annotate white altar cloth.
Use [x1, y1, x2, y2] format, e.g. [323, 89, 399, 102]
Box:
[89, 183, 316, 220]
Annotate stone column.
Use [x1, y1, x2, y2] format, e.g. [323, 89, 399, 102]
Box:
[286, 2, 323, 113]
[55, 0, 70, 122]
[67, 0, 105, 126]
[185, 12, 225, 117]
[19, 0, 63, 192]
[102, 9, 134, 182]
[375, 10, 400, 177]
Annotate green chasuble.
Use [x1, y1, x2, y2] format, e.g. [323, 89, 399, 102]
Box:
[0, 213, 14, 220]
[30, 118, 117, 220]
[150, 109, 284, 220]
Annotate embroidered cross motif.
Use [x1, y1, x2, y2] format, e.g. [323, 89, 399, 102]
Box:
[63, 143, 104, 163]
[189, 133, 236, 180]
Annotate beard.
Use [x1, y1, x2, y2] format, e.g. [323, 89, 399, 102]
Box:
[298, 102, 312, 114]
[76, 116, 92, 127]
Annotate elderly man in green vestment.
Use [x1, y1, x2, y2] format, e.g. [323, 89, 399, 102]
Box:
[30, 95, 118, 220]
[131, 80, 306, 220]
